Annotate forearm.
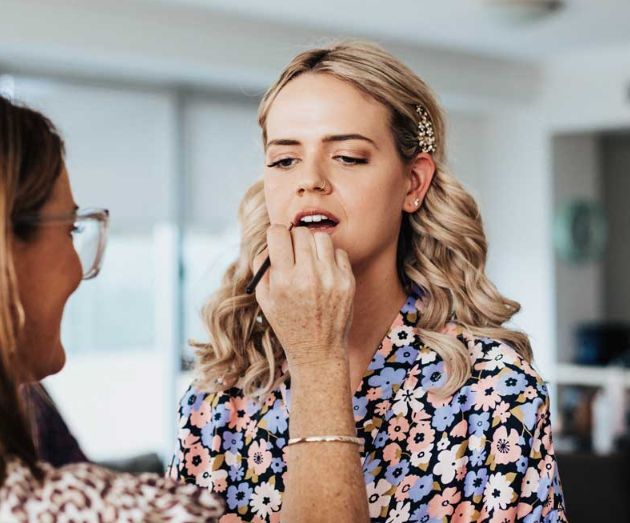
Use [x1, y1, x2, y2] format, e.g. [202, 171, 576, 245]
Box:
[281, 356, 369, 523]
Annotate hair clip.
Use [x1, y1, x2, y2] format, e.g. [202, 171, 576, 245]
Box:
[416, 104, 436, 154]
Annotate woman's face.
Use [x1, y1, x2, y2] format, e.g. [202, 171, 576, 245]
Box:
[12, 168, 83, 381]
[263, 73, 434, 273]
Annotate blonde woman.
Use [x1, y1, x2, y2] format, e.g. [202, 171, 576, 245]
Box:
[171, 41, 567, 522]
[0, 95, 224, 521]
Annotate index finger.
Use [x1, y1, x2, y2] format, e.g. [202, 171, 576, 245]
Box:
[267, 223, 295, 274]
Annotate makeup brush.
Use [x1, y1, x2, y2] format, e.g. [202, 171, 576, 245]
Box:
[245, 222, 295, 294]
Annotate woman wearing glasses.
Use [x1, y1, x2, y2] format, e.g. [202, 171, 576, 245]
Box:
[0, 95, 223, 521]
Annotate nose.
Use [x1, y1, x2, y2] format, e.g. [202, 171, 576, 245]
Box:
[296, 161, 332, 196]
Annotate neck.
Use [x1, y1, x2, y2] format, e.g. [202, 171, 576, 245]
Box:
[347, 250, 408, 356]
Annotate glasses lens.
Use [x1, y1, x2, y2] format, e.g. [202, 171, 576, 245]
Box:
[72, 217, 106, 279]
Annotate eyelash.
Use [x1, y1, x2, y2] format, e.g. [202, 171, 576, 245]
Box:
[266, 155, 368, 169]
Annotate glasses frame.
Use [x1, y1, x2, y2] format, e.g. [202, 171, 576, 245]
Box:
[14, 208, 110, 280]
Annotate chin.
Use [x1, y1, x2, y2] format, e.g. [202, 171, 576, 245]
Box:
[36, 340, 67, 381]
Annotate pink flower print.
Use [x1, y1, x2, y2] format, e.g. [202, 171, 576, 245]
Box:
[471, 375, 501, 412]
[494, 401, 511, 424]
[452, 500, 477, 522]
[190, 400, 212, 428]
[428, 486, 461, 518]
[523, 386, 538, 400]
[375, 400, 392, 416]
[366, 387, 381, 400]
[394, 474, 419, 502]
[248, 439, 272, 476]
[212, 434, 222, 452]
[180, 428, 200, 447]
[410, 443, 433, 467]
[451, 419, 468, 438]
[538, 454, 555, 478]
[522, 466, 541, 497]
[489, 507, 517, 523]
[245, 419, 258, 439]
[388, 416, 410, 442]
[492, 426, 522, 465]
[383, 442, 402, 465]
[228, 396, 251, 431]
[184, 443, 211, 478]
[408, 422, 435, 452]
[211, 468, 228, 492]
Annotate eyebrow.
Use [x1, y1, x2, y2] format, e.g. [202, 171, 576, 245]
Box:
[266, 133, 378, 150]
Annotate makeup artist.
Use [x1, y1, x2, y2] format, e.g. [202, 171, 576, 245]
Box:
[0, 95, 224, 521]
[171, 41, 567, 522]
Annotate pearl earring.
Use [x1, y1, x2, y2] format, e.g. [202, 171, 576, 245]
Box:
[414, 198, 420, 207]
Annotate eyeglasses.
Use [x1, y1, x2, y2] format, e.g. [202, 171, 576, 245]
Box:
[14, 208, 110, 280]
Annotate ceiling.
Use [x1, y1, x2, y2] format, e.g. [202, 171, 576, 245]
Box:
[144, 0, 630, 61]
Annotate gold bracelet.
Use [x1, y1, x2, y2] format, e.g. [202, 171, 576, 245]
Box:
[287, 435, 364, 449]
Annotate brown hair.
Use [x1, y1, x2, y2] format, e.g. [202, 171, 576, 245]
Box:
[193, 40, 532, 399]
[0, 94, 65, 484]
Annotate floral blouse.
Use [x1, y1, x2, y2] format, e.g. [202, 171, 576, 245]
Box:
[169, 286, 567, 522]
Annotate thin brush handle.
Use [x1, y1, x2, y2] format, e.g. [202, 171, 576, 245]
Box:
[245, 222, 295, 294]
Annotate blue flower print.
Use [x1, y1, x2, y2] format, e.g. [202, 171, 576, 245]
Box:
[464, 468, 488, 497]
[222, 430, 243, 453]
[181, 387, 206, 418]
[395, 345, 419, 365]
[409, 474, 433, 502]
[385, 459, 410, 486]
[271, 457, 285, 474]
[468, 412, 490, 436]
[451, 385, 474, 413]
[353, 396, 369, 419]
[421, 361, 446, 390]
[368, 367, 407, 399]
[226, 482, 253, 510]
[432, 404, 456, 431]
[228, 465, 243, 482]
[262, 400, 288, 434]
[498, 370, 528, 396]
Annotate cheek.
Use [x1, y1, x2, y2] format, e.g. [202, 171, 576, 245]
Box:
[263, 177, 290, 222]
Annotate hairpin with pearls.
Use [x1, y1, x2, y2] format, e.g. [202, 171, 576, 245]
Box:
[416, 104, 436, 154]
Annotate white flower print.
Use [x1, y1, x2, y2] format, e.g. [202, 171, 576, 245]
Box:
[433, 447, 460, 484]
[366, 479, 393, 519]
[483, 472, 514, 512]
[390, 325, 416, 348]
[385, 501, 411, 523]
[392, 381, 425, 417]
[249, 481, 281, 519]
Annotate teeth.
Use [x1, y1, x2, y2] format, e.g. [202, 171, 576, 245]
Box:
[299, 214, 331, 224]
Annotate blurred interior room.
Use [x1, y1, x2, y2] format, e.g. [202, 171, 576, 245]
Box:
[1, 0, 629, 521]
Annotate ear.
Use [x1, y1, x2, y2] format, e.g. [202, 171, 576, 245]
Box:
[402, 152, 436, 213]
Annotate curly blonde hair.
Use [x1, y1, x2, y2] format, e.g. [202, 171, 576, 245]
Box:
[192, 40, 532, 399]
